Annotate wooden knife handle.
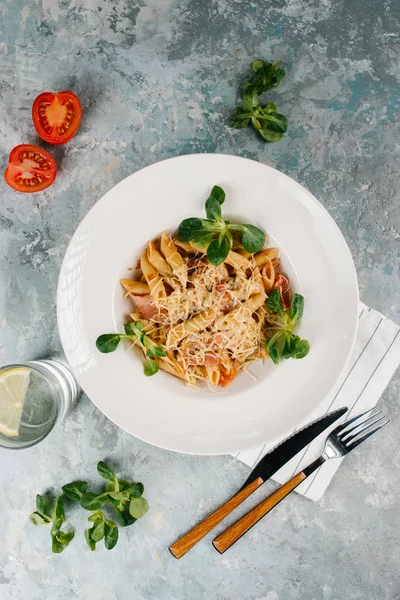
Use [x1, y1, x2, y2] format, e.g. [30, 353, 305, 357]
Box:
[212, 471, 307, 554]
[169, 477, 263, 559]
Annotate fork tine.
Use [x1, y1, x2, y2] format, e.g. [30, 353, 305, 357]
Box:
[340, 411, 382, 441]
[345, 419, 390, 451]
[333, 408, 373, 435]
[344, 414, 387, 446]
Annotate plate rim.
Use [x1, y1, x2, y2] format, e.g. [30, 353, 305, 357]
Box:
[57, 153, 359, 455]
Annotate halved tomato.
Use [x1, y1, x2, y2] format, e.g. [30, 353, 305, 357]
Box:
[4, 145, 57, 193]
[32, 91, 82, 145]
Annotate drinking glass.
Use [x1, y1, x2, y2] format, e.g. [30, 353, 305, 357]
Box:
[0, 359, 80, 449]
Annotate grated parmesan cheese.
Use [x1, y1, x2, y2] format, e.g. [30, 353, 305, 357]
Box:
[125, 240, 282, 386]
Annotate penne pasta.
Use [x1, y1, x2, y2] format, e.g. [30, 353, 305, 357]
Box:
[261, 256, 275, 293]
[159, 357, 186, 380]
[254, 305, 267, 323]
[245, 292, 267, 312]
[140, 249, 166, 303]
[206, 364, 220, 386]
[220, 350, 230, 371]
[236, 247, 252, 259]
[266, 247, 279, 260]
[167, 308, 217, 347]
[214, 305, 243, 331]
[121, 278, 150, 296]
[147, 241, 173, 276]
[173, 239, 195, 253]
[253, 266, 264, 292]
[253, 247, 279, 268]
[225, 250, 250, 270]
[160, 232, 185, 269]
[253, 250, 270, 268]
[215, 292, 265, 331]
[192, 365, 208, 380]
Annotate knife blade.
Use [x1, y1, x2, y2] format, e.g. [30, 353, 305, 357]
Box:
[240, 405, 348, 490]
[169, 406, 347, 558]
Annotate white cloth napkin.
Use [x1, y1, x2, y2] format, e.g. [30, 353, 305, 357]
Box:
[233, 303, 400, 501]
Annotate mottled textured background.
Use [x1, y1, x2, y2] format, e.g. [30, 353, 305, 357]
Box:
[0, 0, 399, 599]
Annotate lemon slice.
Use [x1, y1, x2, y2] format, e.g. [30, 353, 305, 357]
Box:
[0, 367, 31, 437]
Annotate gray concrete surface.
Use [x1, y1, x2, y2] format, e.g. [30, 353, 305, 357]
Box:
[0, 0, 399, 598]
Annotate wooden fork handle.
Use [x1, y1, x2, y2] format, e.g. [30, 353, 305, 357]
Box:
[212, 471, 307, 554]
[169, 477, 264, 559]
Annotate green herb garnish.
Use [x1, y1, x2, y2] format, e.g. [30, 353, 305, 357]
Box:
[84, 510, 119, 551]
[61, 481, 88, 501]
[233, 60, 288, 142]
[96, 321, 165, 376]
[177, 185, 266, 265]
[63, 461, 148, 546]
[30, 461, 148, 553]
[265, 289, 310, 364]
[29, 495, 74, 554]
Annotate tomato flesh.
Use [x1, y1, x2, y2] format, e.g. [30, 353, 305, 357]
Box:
[274, 273, 292, 310]
[219, 369, 239, 387]
[32, 91, 82, 145]
[4, 145, 57, 193]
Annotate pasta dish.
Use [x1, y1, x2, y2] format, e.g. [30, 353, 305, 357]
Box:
[96, 185, 309, 387]
[121, 234, 288, 387]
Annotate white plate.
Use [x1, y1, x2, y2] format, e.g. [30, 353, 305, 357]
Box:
[57, 154, 358, 455]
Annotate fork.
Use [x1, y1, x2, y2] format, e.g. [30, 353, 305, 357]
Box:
[212, 409, 390, 554]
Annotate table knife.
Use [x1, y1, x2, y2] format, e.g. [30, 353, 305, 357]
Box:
[169, 406, 347, 558]
[212, 408, 389, 553]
